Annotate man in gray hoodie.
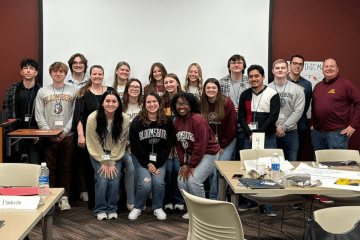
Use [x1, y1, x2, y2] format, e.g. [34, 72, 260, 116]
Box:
[268, 59, 305, 161]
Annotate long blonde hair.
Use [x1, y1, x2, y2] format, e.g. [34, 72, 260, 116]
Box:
[112, 61, 131, 90]
[184, 63, 203, 96]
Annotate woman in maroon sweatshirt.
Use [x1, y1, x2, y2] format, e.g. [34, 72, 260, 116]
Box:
[171, 92, 220, 219]
[200, 78, 237, 200]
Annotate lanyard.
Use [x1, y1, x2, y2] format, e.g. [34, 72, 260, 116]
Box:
[25, 85, 35, 114]
[178, 116, 190, 164]
[92, 86, 104, 107]
[231, 78, 242, 105]
[53, 84, 65, 105]
[151, 122, 159, 153]
[252, 91, 264, 122]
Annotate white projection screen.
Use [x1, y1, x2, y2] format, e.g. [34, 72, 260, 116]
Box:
[41, 0, 272, 87]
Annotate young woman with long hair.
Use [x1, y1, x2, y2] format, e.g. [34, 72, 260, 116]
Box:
[183, 63, 203, 99]
[72, 65, 115, 210]
[121, 78, 143, 211]
[112, 61, 130, 100]
[171, 92, 220, 219]
[144, 62, 167, 96]
[200, 78, 237, 200]
[86, 89, 129, 220]
[128, 91, 175, 220]
[161, 74, 185, 211]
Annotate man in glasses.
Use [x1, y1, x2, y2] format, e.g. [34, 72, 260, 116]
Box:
[287, 55, 312, 161]
[65, 53, 89, 90]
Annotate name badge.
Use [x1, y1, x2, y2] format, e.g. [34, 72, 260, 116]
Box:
[55, 121, 63, 126]
[279, 114, 285, 119]
[215, 134, 218, 141]
[101, 155, 110, 161]
[24, 114, 31, 122]
[149, 153, 157, 162]
[248, 122, 258, 130]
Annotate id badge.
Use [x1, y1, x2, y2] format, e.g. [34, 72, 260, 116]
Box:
[101, 150, 111, 161]
[278, 114, 285, 119]
[24, 114, 31, 122]
[55, 120, 64, 126]
[215, 134, 218, 141]
[149, 153, 157, 162]
[248, 122, 258, 130]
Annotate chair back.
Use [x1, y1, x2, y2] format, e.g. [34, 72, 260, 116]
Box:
[0, 163, 41, 187]
[314, 206, 360, 234]
[181, 189, 244, 240]
[315, 149, 360, 163]
[240, 149, 285, 169]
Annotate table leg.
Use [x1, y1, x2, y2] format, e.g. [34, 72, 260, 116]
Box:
[219, 174, 226, 201]
[42, 206, 55, 240]
[231, 193, 239, 206]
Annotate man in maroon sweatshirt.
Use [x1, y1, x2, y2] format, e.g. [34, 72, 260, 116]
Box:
[311, 58, 360, 151]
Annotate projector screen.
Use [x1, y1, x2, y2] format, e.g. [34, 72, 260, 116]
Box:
[41, 0, 272, 88]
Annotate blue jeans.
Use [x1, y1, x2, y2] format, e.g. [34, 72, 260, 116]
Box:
[311, 129, 348, 151]
[277, 130, 299, 161]
[90, 156, 122, 215]
[209, 138, 236, 199]
[244, 133, 277, 149]
[178, 152, 219, 198]
[132, 155, 167, 210]
[164, 157, 185, 206]
[234, 132, 246, 160]
[122, 151, 136, 204]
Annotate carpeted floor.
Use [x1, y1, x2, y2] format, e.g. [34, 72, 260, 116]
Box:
[28, 198, 329, 240]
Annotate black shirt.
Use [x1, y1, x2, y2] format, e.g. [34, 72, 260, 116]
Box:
[17, 83, 38, 129]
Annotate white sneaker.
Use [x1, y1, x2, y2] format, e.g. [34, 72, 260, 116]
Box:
[127, 203, 134, 211]
[174, 204, 184, 211]
[128, 208, 141, 220]
[182, 212, 189, 219]
[154, 208, 167, 220]
[58, 196, 71, 211]
[97, 213, 108, 220]
[108, 213, 118, 220]
[164, 203, 173, 210]
[80, 192, 89, 202]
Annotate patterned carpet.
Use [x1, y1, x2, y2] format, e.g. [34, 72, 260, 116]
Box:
[28, 198, 328, 240]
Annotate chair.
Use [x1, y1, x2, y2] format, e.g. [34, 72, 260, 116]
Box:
[315, 149, 360, 205]
[314, 206, 360, 234]
[0, 163, 41, 187]
[180, 189, 245, 240]
[240, 149, 306, 239]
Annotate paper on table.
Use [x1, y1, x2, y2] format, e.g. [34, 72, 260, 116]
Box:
[243, 156, 293, 171]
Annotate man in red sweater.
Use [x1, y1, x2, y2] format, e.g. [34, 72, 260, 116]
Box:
[311, 58, 360, 151]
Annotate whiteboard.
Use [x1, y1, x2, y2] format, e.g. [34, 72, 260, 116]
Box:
[42, 0, 271, 88]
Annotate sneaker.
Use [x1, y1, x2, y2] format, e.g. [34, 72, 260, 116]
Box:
[292, 203, 304, 210]
[128, 208, 141, 220]
[174, 204, 184, 211]
[59, 196, 71, 211]
[238, 200, 258, 212]
[263, 205, 277, 217]
[314, 194, 320, 200]
[108, 213, 118, 220]
[126, 203, 134, 211]
[182, 212, 189, 219]
[164, 203, 173, 210]
[154, 208, 167, 220]
[319, 197, 333, 203]
[80, 192, 89, 202]
[97, 213, 108, 220]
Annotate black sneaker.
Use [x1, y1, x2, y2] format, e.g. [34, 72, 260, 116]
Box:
[292, 203, 304, 210]
[263, 205, 277, 217]
[238, 200, 258, 211]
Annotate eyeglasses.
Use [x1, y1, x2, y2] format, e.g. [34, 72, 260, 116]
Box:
[176, 103, 189, 107]
[230, 61, 244, 65]
[73, 61, 84, 66]
[291, 62, 304, 67]
[129, 85, 140, 89]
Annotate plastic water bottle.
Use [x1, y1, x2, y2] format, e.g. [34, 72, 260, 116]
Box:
[271, 153, 281, 182]
[39, 162, 50, 198]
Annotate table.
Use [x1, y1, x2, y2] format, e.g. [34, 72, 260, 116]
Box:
[216, 161, 360, 205]
[0, 212, 42, 240]
[0, 188, 64, 240]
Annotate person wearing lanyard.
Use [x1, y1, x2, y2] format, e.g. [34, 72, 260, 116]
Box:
[2, 58, 41, 164]
[200, 78, 237, 200]
[35, 62, 77, 211]
[219, 54, 251, 160]
[268, 59, 305, 162]
[171, 92, 220, 219]
[86, 90, 129, 220]
[64, 53, 90, 90]
[183, 63, 203, 99]
[128, 91, 175, 220]
[112, 61, 131, 100]
[162, 74, 186, 211]
[71, 65, 115, 210]
[144, 62, 167, 96]
[238, 64, 280, 216]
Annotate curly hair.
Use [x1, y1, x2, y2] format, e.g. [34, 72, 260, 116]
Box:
[170, 92, 201, 117]
[183, 63, 203, 96]
[137, 91, 168, 127]
[95, 89, 124, 147]
[122, 78, 143, 113]
[200, 78, 226, 122]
